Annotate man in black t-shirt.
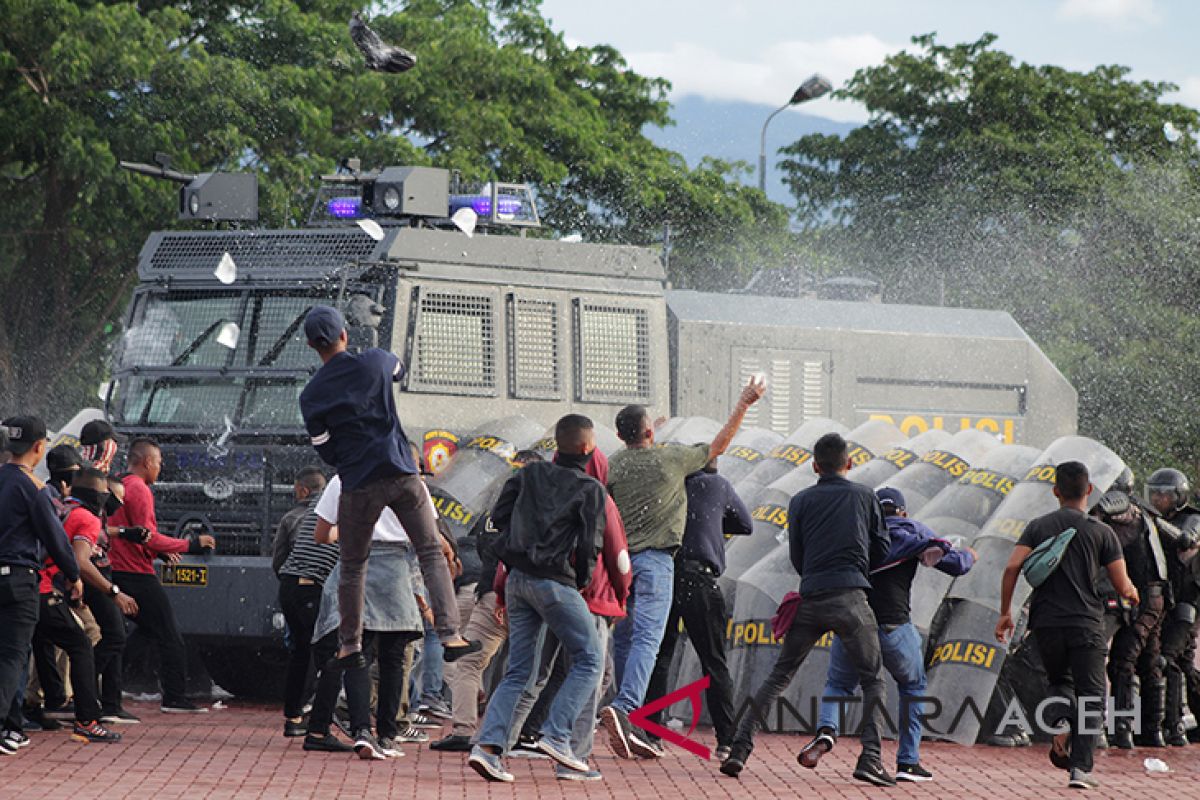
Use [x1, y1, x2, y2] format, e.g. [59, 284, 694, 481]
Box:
[997, 461, 1138, 791]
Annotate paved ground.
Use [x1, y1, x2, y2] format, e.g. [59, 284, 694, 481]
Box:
[4, 700, 1200, 799]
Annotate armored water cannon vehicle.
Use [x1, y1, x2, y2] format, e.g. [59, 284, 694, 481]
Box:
[105, 159, 1079, 698]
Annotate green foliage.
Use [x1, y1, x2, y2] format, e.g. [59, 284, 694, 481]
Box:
[778, 32, 1200, 476]
[0, 0, 792, 421]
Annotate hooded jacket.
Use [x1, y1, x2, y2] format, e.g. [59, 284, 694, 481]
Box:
[493, 450, 631, 618]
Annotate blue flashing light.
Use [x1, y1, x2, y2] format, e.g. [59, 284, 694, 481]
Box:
[449, 193, 523, 218]
[327, 196, 363, 219]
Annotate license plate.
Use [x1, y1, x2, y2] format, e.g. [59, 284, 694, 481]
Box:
[161, 563, 208, 587]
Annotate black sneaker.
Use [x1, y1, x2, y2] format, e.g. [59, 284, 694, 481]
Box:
[1049, 731, 1072, 770]
[599, 706, 633, 759]
[896, 762, 934, 782]
[377, 736, 405, 758]
[720, 750, 747, 778]
[442, 640, 482, 663]
[100, 709, 141, 725]
[2, 730, 30, 750]
[628, 730, 665, 759]
[510, 735, 549, 759]
[284, 718, 308, 737]
[853, 758, 897, 787]
[0, 734, 16, 756]
[797, 731, 835, 769]
[430, 734, 473, 752]
[407, 712, 442, 729]
[303, 732, 353, 752]
[72, 721, 122, 743]
[394, 726, 429, 743]
[353, 728, 387, 760]
[162, 699, 209, 714]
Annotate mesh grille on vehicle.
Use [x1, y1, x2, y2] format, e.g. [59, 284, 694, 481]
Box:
[411, 290, 496, 393]
[574, 301, 650, 403]
[146, 231, 377, 274]
[508, 296, 560, 399]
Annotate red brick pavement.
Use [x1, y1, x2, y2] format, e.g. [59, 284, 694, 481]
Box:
[2, 701, 1200, 799]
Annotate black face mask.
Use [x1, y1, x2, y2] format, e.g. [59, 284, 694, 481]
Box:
[556, 451, 594, 472]
[104, 492, 124, 517]
[72, 487, 110, 517]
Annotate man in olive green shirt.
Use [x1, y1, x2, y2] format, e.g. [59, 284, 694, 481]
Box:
[600, 378, 764, 759]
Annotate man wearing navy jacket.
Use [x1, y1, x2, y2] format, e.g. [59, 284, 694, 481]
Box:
[722, 432, 894, 786]
[298, 306, 475, 671]
[0, 416, 82, 754]
[813, 487, 976, 783]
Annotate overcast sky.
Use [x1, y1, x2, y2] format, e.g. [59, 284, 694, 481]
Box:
[540, 0, 1200, 123]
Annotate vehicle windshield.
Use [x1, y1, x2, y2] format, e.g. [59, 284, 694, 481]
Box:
[113, 287, 384, 429]
[118, 291, 340, 370]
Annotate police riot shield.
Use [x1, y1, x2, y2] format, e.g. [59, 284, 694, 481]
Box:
[907, 445, 1041, 637]
[426, 415, 545, 539]
[733, 418, 848, 497]
[723, 419, 904, 716]
[878, 428, 1001, 516]
[923, 436, 1126, 744]
[847, 429, 952, 489]
[718, 427, 784, 487]
[659, 416, 722, 446]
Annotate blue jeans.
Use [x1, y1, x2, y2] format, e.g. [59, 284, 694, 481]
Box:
[476, 571, 601, 753]
[612, 549, 675, 713]
[417, 621, 446, 707]
[818, 621, 928, 766]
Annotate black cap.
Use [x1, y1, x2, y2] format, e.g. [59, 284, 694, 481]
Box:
[80, 419, 127, 446]
[876, 486, 906, 511]
[47, 443, 85, 474]
[1, 415, 48, 453]
[304, 305, 346, 347]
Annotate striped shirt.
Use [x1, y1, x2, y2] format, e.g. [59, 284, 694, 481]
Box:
[279, 496, 339, 584]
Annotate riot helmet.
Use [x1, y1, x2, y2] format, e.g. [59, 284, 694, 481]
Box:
[1145, 467, 1190, 514]
[1111, 467, 1134, 495]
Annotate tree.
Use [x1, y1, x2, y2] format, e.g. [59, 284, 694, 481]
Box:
[0, 0, 792, 419]
[778, 33, 1200, 475]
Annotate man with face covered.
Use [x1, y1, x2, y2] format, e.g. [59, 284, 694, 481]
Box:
[65, 468, 142, 724]
[79, 420, 125, 475]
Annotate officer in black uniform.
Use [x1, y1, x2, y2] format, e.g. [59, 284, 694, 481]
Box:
[1094, 468, 1171, 748]
[1144, 468, 1200, 747]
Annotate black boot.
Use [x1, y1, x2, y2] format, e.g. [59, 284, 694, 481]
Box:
[1111, 673, 1135, 750]
[1165, 671, 1188, 747]
[1137, 679, 1167, 748]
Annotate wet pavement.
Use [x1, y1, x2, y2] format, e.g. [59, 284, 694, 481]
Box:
[4, 699, 1200, 799]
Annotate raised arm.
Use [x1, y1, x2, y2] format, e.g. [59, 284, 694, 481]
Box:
[708, 376, 766, 462]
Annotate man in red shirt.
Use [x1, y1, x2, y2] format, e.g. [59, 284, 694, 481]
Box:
[64, 468, 141, 724]
[108, 439, 214, 713]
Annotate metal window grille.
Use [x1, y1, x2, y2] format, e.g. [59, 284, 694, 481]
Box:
[508, 297, 560, 399]
[411, 291, 496, 394]
[574, 302, 650, 403]
[147, 231, 376, 275]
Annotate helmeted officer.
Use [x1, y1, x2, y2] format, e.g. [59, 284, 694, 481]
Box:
[1094, 468, 1171, 748]
[1144, 468, 1200, 747]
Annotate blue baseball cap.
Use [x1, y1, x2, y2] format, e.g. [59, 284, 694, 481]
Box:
[876, 486, 906, 511]
[304, 305, 346, 347]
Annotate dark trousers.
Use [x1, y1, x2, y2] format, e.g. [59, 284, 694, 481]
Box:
[112, 571, 188, 704]
[1034, 626, 1107, 772]
[731, 588, 884, 763]
[517, 629, 568, 743]
[337, 473, 459, 651]
[84, 575, 128, 715]
[279, 576, 323, 719]
[308, 630, 418, 738]
[1160, 612, 1199, 683]
[646, 563, 737, 745]
[1108, 592, 1165, 683]
[32, 594, 102, 723]
[0, 569, 39, 729]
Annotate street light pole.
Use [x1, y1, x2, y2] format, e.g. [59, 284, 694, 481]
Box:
[758, 74, 833, 194]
